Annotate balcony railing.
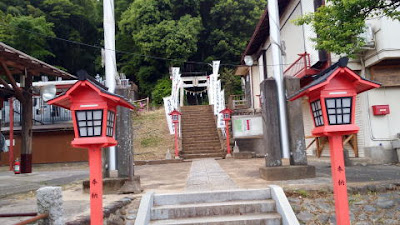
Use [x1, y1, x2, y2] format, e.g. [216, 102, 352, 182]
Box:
[228, 94, 249, 110]
[1, 96, 72, 127]
[283, 52, 319, 78]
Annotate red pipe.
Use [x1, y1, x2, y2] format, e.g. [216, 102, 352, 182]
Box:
[9, 98, 14, 171]
[174, 122, 179, 158]
[225, 121, 231, 155]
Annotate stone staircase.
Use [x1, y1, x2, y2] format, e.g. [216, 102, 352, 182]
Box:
[135, 188, 300, 225]
[180, 105, 225, 159]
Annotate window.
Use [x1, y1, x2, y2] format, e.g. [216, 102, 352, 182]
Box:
[311, 100, 324, 127]
[325, 97, 352, 125]
[76, 110, 103, 137]
[106, 110, 115, 137]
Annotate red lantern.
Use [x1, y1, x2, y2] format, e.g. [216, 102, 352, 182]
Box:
[169, 109, 182, 158]
[220, 107, 234, 156]
[289, 57, 380, 225]
[47, 71, 134, 225]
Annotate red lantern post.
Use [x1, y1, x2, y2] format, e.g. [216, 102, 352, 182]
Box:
[220, 107, 233, 157]
[289, 58, 380, 225]
[47, 71, 134, 225]
[169, 109, 181, 159]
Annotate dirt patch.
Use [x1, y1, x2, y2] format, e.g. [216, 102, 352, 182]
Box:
[133, 108, 174, 160]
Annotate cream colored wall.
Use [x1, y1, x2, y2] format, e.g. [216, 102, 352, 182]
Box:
[359, 87, 400, 150]
[364, 17, 400, 67]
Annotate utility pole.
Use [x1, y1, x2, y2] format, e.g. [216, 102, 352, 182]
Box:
[103, 0, 118, 172]
[267, 0, 290, 159]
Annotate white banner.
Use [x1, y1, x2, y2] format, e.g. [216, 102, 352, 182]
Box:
[212, 61, 220, 77]
[217, 89, 225, 128]
[163, 96, 175, 134]
[214, 80, 221, 115]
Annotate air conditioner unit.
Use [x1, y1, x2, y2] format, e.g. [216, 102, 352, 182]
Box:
[359, 24, 375, 50]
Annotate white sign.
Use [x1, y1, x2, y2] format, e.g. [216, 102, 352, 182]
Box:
[217, 89, 225, 128]
[232, 115, 263, 138]
[163, 96, 175, 134]
[214, 80, 221, 115]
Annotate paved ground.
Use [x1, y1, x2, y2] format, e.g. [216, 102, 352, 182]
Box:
[0, 157, 399, 224]
[186, 158, 237, 191]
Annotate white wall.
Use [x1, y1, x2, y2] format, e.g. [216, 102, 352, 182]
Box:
[364, 16, 400, 67]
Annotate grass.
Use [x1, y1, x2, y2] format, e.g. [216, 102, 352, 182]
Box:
[133, 108, 174, 160]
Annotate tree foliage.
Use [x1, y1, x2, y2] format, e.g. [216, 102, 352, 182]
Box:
[296, 0, 400, 57]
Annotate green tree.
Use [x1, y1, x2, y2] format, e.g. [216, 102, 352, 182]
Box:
[296, 0, 400, 57]
[220, 68, 243, 100]
[151, 77, 172, 105]
[0, 15, 55, 60]
[118, 0, 202, 97]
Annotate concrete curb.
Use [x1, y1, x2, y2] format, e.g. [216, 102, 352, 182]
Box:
[269, 185, 299, 225]
[134, 159, 184, 166]
[134, 191, 154, 225]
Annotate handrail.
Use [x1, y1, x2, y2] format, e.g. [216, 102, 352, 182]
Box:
[14, 213, 48, 225]
[283, 52, 311, 77]
[0, 212, 37, 217]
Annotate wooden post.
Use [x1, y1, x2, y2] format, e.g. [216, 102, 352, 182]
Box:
[21, 73, 33, 173]
[329, 135, 350, 225]
[9, 98, 14, 171]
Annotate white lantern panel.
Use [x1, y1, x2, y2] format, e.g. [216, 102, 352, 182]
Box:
[76, 110, 103, 137]
[325, 97, 352, 125]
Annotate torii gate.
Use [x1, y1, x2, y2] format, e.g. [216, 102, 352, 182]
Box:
[179, 75, 209, 106]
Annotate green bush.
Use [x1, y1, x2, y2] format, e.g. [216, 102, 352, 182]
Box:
[151, 77, 172, 105]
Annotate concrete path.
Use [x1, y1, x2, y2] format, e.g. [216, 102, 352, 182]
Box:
[186, 159, 238, 191]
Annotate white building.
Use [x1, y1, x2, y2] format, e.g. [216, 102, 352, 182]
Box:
[236, 0, 400, 162]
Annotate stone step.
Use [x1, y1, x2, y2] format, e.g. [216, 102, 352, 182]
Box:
[182, 140, 221, 145]
[181, 153, 225, 159]
[181, 150, 223, 155]
[182, 145, 221, 150]
[182, 136, 220, 141]
[151, 199, 276, 220]
[149, 213, 281, 225]
[153, 189, 271, 206]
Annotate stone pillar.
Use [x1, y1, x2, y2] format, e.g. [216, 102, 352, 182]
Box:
[285, 76, 307, 165]
[36, 186, 64, 225]
[115, 86, 134, 178]
[260, 78, 282, 167]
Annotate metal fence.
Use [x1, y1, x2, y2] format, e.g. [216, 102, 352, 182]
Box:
[1, 96, 72, 127]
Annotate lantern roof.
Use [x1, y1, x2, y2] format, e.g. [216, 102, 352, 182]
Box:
[220, 107, 234, 114]
[169, 109, 182, 116]
[47, 71, 134, 110]
[288, 57, 381, 101]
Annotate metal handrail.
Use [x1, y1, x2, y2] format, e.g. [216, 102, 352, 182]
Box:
[14, 213, 48, 225]
[283, 52, 311, 77]
[0, 212, 37, 217]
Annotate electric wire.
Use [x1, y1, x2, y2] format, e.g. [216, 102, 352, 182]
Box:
[0, 22, 293, 69]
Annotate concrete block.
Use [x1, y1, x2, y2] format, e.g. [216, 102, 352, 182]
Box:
[153, 189, 271, 206]
[269, 185, 299, 225]
[36, 186, 64, 225]
[235, 138, 265, 156]
[259, 165, 316, 181]
[118, 176, 142, 194]
[364, 146, 398, 164]
[391, 139, 400, 149]
[151, 199, 276, 220]
[135, 191, 154, 225]
[233, 151, 255, 159]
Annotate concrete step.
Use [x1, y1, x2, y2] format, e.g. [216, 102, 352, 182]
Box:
[182, 142, 221, 147]
[149, 213, 282, 225]
[181, 150, 223, 155]
[182, 137, 220, 142]
[151, 200, 277, 220]
[181, 153, 225, 159]
[153, 189, 271, 206]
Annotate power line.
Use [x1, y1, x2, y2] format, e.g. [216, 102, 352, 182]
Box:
[0, 22, 292, 69]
